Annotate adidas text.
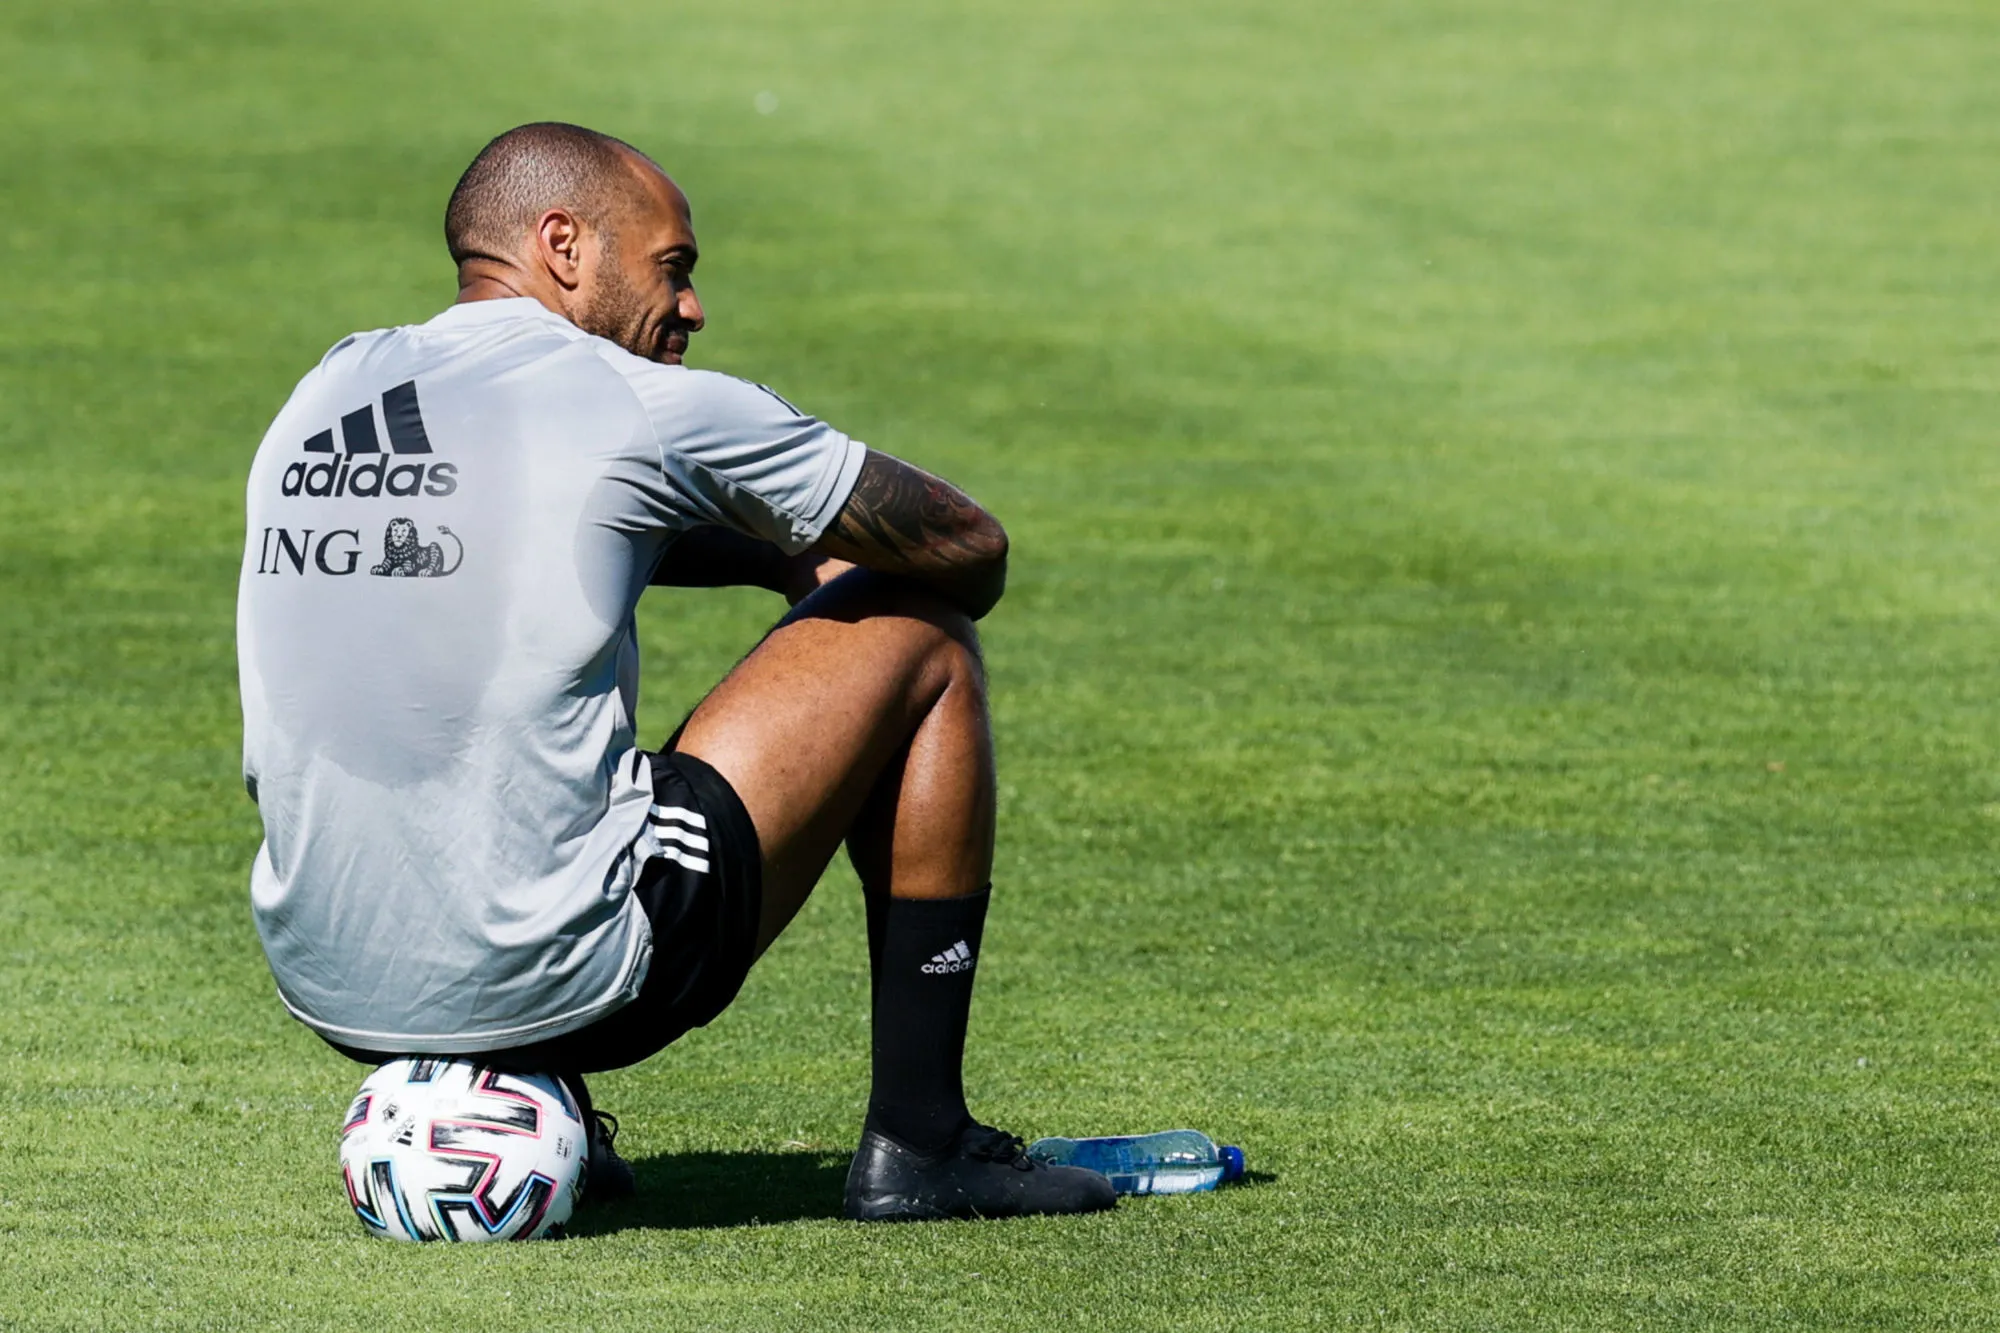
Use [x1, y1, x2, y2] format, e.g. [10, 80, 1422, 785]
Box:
[281, 456, 457, 499]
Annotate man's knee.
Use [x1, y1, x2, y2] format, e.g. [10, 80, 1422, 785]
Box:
[879, 587, 983, 707]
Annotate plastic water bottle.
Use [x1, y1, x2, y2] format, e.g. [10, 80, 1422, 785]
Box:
[1026, 1130, 1246, 1196]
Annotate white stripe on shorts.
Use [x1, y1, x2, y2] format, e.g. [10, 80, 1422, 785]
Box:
[659, 844, 711, 875]
[649, 803, 708, 830]
[651, 824, 711, 852]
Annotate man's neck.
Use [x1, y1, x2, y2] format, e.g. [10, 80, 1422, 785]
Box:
[455, 273, 525, 304]
[454, 261, 566, 321]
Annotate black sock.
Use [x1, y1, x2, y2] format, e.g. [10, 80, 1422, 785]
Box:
[561, 1071, 595, 1128]
[865, 888, 889, 1006]
[864, 888, 991, 1153]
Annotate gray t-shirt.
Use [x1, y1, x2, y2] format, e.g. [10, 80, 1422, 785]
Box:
[236, 298, 864, 1052]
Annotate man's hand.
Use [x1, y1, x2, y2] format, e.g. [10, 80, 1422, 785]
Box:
[812, 450, 1008, 619]
[779, 552, 857, 604]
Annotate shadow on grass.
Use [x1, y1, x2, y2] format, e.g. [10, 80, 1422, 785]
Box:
[568, 1149, 851, 1234]
[569, 1151, 1277, 1235]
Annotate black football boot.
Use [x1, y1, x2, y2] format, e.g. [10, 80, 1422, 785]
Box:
[843, 1122, 1117, 1222]
[582, 1110, 636, 1205]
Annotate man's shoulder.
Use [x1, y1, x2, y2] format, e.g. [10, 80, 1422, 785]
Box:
[259, 304, 623, 459]
[309, 304, 789, 427]
[290, 303, 621, 419]
[586, 352, 818, 442]
[318, 300, 579, 368]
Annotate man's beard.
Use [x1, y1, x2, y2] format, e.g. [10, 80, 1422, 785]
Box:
[574, 264, 657, 359]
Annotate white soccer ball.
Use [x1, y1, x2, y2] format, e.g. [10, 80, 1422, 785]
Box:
[338, 1057, 587, 1242]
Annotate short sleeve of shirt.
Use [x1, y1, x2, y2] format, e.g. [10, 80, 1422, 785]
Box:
[602, 354, 866, 554]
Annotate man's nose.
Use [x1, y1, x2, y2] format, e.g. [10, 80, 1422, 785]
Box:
[680, 286, 705, 332]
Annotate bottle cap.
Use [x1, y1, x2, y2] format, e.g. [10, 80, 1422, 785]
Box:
[1219, 1144, 1245, 1184]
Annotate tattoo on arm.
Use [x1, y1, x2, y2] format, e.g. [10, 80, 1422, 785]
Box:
[817, 451, 1009, 616]
[826, 453, 1005, 570]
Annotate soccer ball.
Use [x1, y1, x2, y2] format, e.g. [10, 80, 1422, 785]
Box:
[338, 1057, 587, 1242]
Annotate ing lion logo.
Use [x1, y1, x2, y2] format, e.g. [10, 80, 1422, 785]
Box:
[370, 517, 463, 578]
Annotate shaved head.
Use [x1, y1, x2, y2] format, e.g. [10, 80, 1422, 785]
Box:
[446, 122, 706, 364]
[445, 122, 651, 266]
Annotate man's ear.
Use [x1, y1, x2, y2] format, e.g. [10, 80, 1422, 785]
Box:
[533, 208, 587, 292]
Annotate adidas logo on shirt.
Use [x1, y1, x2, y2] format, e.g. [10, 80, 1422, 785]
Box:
[921, 940, 976, 975]
[279, 380, 459, 500]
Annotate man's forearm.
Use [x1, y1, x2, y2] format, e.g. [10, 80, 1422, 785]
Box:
[813, 451, 1010, 620]
[914, 557, 1007, 621]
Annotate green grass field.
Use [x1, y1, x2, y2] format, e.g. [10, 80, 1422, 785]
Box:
[5, 0, 2000, 1327]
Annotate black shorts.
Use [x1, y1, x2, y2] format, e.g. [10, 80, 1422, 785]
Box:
[330, 749, 763, 1076]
